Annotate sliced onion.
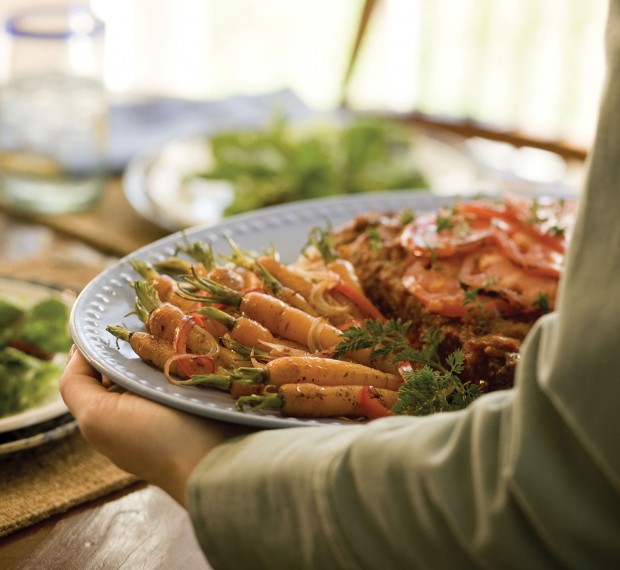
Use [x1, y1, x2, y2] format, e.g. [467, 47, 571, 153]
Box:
[249, 351, 269, 369]
[310, 280, 352, 316]
[307, 316, 328, 353]
[163, 353, 215, 384]
[259, 340, 310, 358]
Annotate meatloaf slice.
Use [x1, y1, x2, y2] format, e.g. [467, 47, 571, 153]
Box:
[333, 210, 537, 392]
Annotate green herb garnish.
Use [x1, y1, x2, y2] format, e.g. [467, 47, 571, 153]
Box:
[533, 291, 550, 313]
[335, 319, 482, 415]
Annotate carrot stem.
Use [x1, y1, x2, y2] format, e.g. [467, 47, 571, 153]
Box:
[134, 281, 161, 316]
[128, 258, 159, 282]
[153, 257, 194, 275]
[236, 392, 283, 412]
[197, 306, 236, 329]
[221, 337, 270, 358]
[180, 269, 243, 308]
[175, 237, 216, 270]
[220, 235, 256, 270]
[232, 367, 267, 384]
[106, 325, 133, 343]
[186, 374, 233, 390]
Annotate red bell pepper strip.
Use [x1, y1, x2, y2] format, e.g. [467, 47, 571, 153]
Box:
[330, 281, 385, 321]
[173, 314, 215, 377]
[359, 385, 395, 420]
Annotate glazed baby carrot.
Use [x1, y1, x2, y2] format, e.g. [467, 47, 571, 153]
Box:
[257, 255, 315, 301]
[222, 238, 318, 315]
[205, 355, 402, 391]
[106, 325, 215, 378]
[253, 260, 318, 316]
[198, 305, 281, 351]
[177, 276, 330, 346]
[236, 383, 399, 418]
[134, 281, 227, 345]
[129, 258, 200, 313]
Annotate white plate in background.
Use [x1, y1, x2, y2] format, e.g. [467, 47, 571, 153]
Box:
[123, 133, 480, 232]
[0, 278, 74, 433]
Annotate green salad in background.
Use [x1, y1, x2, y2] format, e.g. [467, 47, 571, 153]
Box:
[0, 296, 72, 418]
[192, 115, 428, 216]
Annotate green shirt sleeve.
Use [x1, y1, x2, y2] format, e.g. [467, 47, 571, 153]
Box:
[187, 3, 620, 568]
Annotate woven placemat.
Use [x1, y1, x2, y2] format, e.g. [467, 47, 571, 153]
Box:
[0, 200, 157, 538]
[0, 429, 138, 538]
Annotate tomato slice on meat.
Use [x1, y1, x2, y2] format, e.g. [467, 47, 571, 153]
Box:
[492, 218, 564, 278]
[459, 246, 557, 312]
[456, 199, 510, 221]
[400, 197, 567, 315]
[503, 193, 575, 248]
[402, 256, 466, 317]
[400, 209, 492, 258]
[402, 256, 507, 318]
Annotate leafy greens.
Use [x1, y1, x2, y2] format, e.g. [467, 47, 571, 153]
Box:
[0, 296, 72, 417]
[193, 115, 428, 216]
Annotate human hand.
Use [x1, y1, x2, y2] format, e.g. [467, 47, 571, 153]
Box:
[60, 347, 252, 506]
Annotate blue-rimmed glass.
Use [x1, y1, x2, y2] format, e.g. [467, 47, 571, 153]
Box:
[5, 5, 105, 41]
[0, 5, 108, 215]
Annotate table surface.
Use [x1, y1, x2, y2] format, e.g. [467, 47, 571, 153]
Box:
[0, 178, 213, 569]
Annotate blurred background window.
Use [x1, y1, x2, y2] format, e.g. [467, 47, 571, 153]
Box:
[1, 0, 607, 148]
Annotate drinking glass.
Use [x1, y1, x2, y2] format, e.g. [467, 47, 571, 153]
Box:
[0, 5, 107, 214]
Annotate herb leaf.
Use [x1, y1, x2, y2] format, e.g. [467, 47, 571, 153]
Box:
[334, 319, 482, 415]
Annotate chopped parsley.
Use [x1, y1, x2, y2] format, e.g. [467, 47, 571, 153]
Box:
[533, 291, 550, 313]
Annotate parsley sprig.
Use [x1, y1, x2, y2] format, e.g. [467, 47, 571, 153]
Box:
[335, 319, 481, 415]
[304, 222, 339, 264]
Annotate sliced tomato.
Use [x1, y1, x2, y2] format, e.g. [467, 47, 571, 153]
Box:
[359, 386, 395, 419]
[402, 256, 467, 317]
[459, 246, 557, 312]
[402, 255, 510, 318]
[400, 210, 492, 258]
[503, 193, 575, 248]
[456, 199, 511, 221]
[329, 281, 385, 321]
[492, 218, 564, 278]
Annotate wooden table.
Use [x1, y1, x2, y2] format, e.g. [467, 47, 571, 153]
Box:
[0, 178, 213, 569]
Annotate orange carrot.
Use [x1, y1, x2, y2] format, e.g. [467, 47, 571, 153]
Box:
[134, 281, 227, 349]
[240, 292, 338, 347]
[106, 325, 214, 378]
[198, 305, 276, 349]
[130, 258, 200, 313]
[226, 356, 402, 391]
[258, 255, 314, 300]
[237, 383, 399, 418]
[149, 303, 227, 349]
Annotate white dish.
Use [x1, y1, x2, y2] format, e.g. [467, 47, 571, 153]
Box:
[0, 415, 77, 457]
[0, 278, 74, 433]
[0, 397, 69, 434]
[70, 191, 460, 429]
[123, 134, 480, 232]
